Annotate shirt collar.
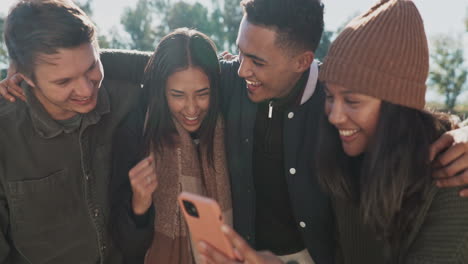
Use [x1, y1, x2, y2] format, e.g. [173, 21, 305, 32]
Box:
[24, 82, 110, 139]
[300, 60, 319, 105]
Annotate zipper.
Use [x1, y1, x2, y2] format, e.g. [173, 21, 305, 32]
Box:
[268, 100, 273, 119]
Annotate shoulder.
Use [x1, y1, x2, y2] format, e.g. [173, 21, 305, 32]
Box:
[0, 98, 27, 126]
[406, 186, 468, 263]
[102, 79, 143, 109]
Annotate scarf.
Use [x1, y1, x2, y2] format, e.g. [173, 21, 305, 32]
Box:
[145, 116, 232, 264]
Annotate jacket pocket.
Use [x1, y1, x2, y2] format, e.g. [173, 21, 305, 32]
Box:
[7, 169, 86, 261]
[8, 169, 82, 233]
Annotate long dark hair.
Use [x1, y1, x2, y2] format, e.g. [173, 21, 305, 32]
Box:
[142, 28, 220, 166]
[317, 101, 455, 252]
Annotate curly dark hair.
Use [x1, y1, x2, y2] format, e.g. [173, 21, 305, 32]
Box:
[241, 0, 324, 53]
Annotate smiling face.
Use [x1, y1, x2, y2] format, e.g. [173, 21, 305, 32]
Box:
[324, 83, 382, 157]
[23, 42, 103, 120]
[166, 67, 211, 133]
[236, 17, 307, 103]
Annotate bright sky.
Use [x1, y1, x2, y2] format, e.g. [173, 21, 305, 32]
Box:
[1, 0, 466, 37]
[1, 0, 468, 102]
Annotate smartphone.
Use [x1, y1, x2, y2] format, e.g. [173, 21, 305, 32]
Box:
[178, 192, 236, 259]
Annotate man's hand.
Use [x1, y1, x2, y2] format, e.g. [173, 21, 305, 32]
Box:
[220, 51, 238, 61]
[129, 155, 158, 215]
[198, 225, 284, 264]
[0, 74, 26, 102]
[431, 126, 468, 196]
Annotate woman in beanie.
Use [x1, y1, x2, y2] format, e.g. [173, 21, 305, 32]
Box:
[316, 0, 468, 263]
[198, 0, 468, 264]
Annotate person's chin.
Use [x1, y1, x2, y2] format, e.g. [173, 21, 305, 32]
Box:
[72, 100, 97, 114]
[342, 144, 365, 157]
[247, 92, 267, 103]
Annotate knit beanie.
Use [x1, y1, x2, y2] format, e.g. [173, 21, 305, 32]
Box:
[319, 0, 429, 110]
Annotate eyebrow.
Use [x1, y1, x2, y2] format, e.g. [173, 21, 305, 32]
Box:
[238, 45, 267, 63]
[170, 89, 184, 94]
[196, 88, 210, 93]
[170, 87, 210, 94]
[50, 60, 98, 84]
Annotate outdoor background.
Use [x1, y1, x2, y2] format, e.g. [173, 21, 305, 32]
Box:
[0, 0, 467, 115]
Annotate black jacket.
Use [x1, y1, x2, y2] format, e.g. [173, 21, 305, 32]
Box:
[219, 60, 335, 264]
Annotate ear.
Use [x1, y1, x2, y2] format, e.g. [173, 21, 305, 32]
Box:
[294, 51, 315, 73]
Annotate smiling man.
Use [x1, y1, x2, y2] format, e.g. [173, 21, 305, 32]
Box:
[0, 0, 153, 263]
[55, 0, 468, 263]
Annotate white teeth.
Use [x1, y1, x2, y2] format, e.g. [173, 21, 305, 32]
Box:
[246, 80, 261, 86]
[74, 97, 90, 101]
[339, 129, 358, 136]
[185, 116, 198, 121]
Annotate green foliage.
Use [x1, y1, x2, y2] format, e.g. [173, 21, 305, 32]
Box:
[429, 34, 468, 111]
[121, 0, 156, 51]
[0, 15, 8, 68]
[118, 0, 242, 53]
[75, 0, 93, 16]
[465, 7, 468, 32]
[315, 30, 333, 62]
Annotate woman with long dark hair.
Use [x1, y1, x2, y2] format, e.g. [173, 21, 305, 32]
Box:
[112, 28, 232, 264]
[316, 0, 468, 263]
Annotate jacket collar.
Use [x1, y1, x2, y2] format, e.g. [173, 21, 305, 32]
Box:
[24, 82, 110, 139]
[300, 60, 319, 105]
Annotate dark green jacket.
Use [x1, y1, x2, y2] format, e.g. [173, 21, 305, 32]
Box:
[0, 79, 143, 264]
[334, 185, 468, 264]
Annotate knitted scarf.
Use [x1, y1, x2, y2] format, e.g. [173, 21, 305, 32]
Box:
[144, 117, 232, 264]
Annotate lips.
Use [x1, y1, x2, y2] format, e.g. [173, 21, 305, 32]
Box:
[338, 129, 359, 142]
[246, 80, 262, 93]
[182, 115, 200, 126]
[71, 97, 93, 105]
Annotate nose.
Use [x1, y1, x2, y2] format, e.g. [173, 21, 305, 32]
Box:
[327, 100, 347, 126]
[185, 97, 199, 116]
[237, 57, 252, 79]
[74, 76, 94, 97]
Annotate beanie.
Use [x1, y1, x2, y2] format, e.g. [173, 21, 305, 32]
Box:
[319, 0, 429, 110]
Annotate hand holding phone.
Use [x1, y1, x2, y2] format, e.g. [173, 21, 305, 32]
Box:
[178, 192, 236, 260]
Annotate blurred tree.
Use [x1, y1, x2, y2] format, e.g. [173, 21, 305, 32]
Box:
[0, 15, 8, 76]
[75, 0, 93, 16]
[315, 30, 333, 62]
[166, 2, 212, 34]
[214, 0, 243, 52]
[119, 0, 243, 52]
[429, 34, 468, 111]
[121, 0, 156, 51]
[465, 8, 468, 32]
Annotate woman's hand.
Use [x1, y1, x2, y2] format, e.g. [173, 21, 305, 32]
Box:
[129, 155, 158, 215]
[198, 225, 284, 264]
[0, 73, 26, 102]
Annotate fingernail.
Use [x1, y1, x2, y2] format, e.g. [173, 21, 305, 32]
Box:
[221, 225, 229, 233]
[198, 241, 207, 250]
[460, 191, 468, 197]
